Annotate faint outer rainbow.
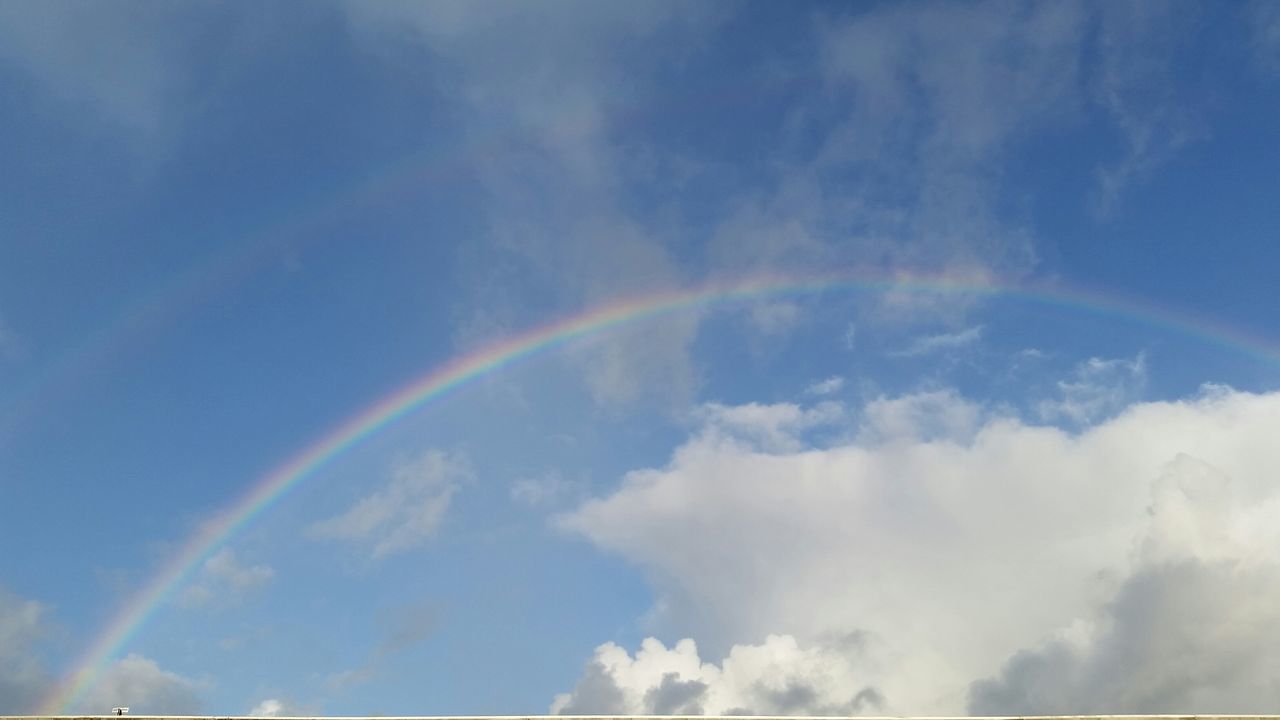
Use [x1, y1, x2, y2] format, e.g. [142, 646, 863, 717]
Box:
[42, 272, 1280, 713]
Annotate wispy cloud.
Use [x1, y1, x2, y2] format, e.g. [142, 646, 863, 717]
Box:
[805, 376, 845, 397]
[1038, 353, 1147, 425]
[179, 549, 274, 609]
[311, 450, 467, 559]
[890, 325, 984, 357]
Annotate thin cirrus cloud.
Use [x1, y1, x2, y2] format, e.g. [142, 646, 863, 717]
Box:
[309, 450, 468, 559]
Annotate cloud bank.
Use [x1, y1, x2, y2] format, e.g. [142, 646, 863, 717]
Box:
[559, 384, 1280, 713]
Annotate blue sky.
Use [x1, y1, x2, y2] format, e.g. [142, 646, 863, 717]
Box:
[4, 0, 1280, 715]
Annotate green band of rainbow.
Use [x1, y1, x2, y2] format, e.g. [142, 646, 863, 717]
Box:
[42, 273, 1280, 713]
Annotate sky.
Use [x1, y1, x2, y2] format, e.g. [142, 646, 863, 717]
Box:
[3, 0, 1280, 716]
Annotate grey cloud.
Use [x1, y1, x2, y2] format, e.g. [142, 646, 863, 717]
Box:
[75, 654, 202, 714]
[646, 672, 709, 715]
[0, 589, 203, 715]
[324, 598, 437, 694]
[553, 659, 628, 715]
[375, 601, 436, 657]
[970, 559, 1280, 715]
[0, 587, 51, 713]
[971, 453, 1280, 714]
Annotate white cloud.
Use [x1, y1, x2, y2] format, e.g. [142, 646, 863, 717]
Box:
[890, 325, 984, 357]
[561, 386, 1280, 713]
[179, 549, 274, 608]
[0, 587, 51, 713]
[695, 401, 844, 454]
[552, 634, 884, 716]
[248, 697, 314, 716]
[248, 698, 287, 716]
[311, 450, 467, 559]
[842, 324, 858, 351]
[804, 376, 845, 397]
[1038, 353, 1147, 425]
[75, 654, 202, 714]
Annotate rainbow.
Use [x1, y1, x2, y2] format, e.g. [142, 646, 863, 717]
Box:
[41, 272, 1280, 713]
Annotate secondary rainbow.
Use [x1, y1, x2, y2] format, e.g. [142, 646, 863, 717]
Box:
[43, 273, 1280, 713]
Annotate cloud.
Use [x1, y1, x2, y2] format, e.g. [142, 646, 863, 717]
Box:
[560, 385, 1280, 713]
[0, 314, 25, 362]
[0, 590, 201, 715]
[344, 3, 713, 410]
[1090, 1, 1206, 213]
[510, 472, 586, 508]
[311, 450, 467, 559]
[1251, 0, 1280, 72]
[804, 376, 845, 397]
[0, 2, 204, 141]
[324, 598, 437, 693]
[1038, 353, 1147, 425]
[889, 325, 984, 357]
[970, 454, 1280, 714]
[248, 697, 315, 716]
[179, 549, 274, 608]
[551, 634, 884, 716]
[75, 654, 202, 714]
[0, 587, 51, 713]
[694, 401, 844, 454]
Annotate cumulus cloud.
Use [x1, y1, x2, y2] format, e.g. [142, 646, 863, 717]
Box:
[75, 654, 202, 714]
[0, 587, 51, 713]
[552, 634, 884, 716]
[694, 401, 844, 454]
[561, 385, 1280, 713]
[311, 450, 467, 559]
[248, 697, 315, 716]
[179, 549, 274, 608]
